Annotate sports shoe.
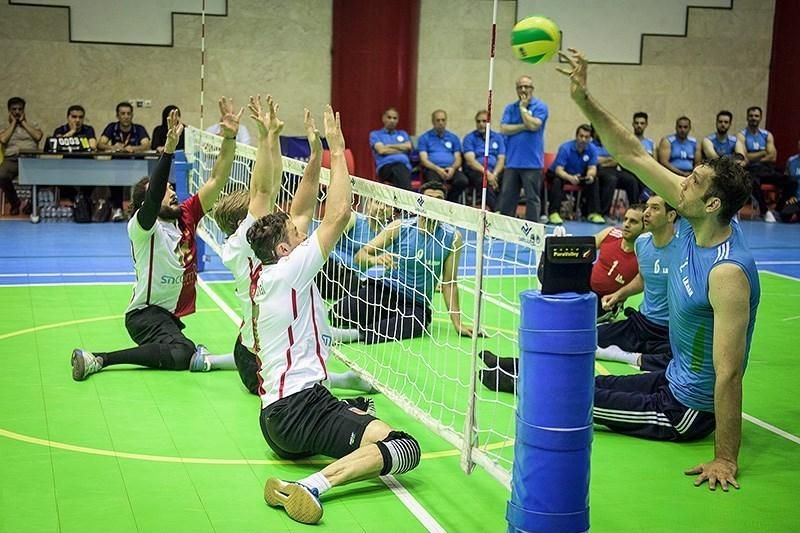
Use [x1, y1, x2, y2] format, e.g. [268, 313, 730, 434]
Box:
[111, 208, 125, 222]
[189, 344, 211, 372]
[71, 349, 102, 381]
[343, 397, 377, 416]
[548, 212, 564, 225]
[264, 479, 323, 525]
[764, 210, 777, 223]
[587, 213, 606, 224]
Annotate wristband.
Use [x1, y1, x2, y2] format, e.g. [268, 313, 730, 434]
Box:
[224, 135, 236, 140]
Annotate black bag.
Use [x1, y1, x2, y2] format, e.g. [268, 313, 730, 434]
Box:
[73, 193, 92, 223]
[92, 198, 111, 222]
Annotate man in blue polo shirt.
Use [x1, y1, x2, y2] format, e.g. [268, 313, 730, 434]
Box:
[547, 124, 605, 224]
[498, 75, 548, 221]
[53, 105, 97, 150]
[417, 109, 468, 203]
[657, 116, 700, 178]
[462, 109, 505, 210]
[369, 107, 413, 190]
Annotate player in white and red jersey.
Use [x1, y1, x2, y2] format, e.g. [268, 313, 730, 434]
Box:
[247, 106, 420, 525]
[210, 95, 368, 395]
[71, 101, 242, 380]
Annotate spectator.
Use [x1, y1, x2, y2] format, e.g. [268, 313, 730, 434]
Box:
[0, 97, 42, 215]
[701, 110, 745, 161]
[417, 109, 469, 203]
[152, 105, 185, 153]
[592, 127, 638, 216]
[546, 124, 605, 224]
[98, 101, 151, 221]
[498, 75, 548, 221]
[657, 116, 701, 177]
[369, 107, 413, 190]
[780, 139, 800, 223]
[53, 105, 97, 150]
[462, 109, 505, 210]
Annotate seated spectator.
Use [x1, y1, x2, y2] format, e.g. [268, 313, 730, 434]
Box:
[616, 111, 654, 201]
[546, 124, 605, 224]
[462, 109, 505, 210]
[98, 101, 151, 221]
[737, 106, 790, 222]
[369, 107, 413, 190]
[592, 127, 638, 215]
[0, 97, 42, 215]
[417, 109, 469, 203]
[53, 105, 97, 150]
[780, 139, 800, 223]
[701, 110, 745, 162]
[207, 98, 250, 145]
[657, 116, 701, 177]
[152, 105, 185, 153]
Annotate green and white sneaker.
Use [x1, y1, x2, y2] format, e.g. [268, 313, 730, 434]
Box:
[71, 349, 102, 381]
[548, 212, 564, 225]
[264, 478, 323, 525]
[587, 213, 606, 224]
[189, 344, 211, 372]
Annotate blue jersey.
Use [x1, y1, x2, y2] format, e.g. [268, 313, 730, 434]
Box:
[666, 135, 697, 172]
[501, 98, 548, 168]
[417, 129, 461, 168]
[553, 140, 598, 176]
[741, 128, 769, 153]
[665, 218, 760, 411]
[706, 133, 737, 157]
[639, 137, 655, 156]
[384, 218, 456, 304]
[309, 214, 379, 271]
[634, 231, 680, 326]
[462, 129, 505, 171]
[787, 154, 800, 201]
[369, 129, 412, 171]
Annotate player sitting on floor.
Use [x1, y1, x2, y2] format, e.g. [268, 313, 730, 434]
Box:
[71, 100, 241, 380]
[246, 105, 420, 525]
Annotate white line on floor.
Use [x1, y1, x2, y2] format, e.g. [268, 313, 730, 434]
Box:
[196, 277, 448, 533]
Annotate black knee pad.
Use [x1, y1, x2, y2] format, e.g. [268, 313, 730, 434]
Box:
[170, 342, 195, 370]
[376, 431, 421, 476]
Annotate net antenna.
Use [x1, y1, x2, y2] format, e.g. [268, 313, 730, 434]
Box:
[185, 126, 547, 489]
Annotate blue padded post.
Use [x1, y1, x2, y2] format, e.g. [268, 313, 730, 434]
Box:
[507, 290, 596, 533]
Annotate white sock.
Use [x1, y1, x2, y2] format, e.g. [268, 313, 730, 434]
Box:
[206, 353, 236, 370]
[297, 472, 331, 496]
[329, 371, 376, 393]
[330, 327, 361, 343]
[595, 345, 640, 365]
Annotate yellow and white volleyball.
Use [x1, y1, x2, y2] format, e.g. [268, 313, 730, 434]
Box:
[511, 16, 561, 64]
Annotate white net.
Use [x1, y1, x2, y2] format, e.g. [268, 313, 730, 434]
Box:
[185, 126, 547, 488]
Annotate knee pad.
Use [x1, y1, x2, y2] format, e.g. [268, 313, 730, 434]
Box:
[376, 431, 420, 476]
[170, 342, 195, 370]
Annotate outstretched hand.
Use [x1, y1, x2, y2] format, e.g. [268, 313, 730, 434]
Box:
[304, 108, 322, 154]
[249, 94, 284, 138]
[218, 96, 244, 139]
[556, 48, 589, 99]
[164, 109, 184, 154]
[322, 105, 344, 155]
[685, 458, 740, 492]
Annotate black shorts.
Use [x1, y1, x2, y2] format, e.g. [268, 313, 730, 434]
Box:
[233, 336, 259, 395]
[597, 308, 670, 355]
[125, 305, 194, 351]
[259, 384, 377, 460]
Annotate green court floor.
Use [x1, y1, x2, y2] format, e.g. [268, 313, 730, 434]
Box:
[0, 272, 798, 532]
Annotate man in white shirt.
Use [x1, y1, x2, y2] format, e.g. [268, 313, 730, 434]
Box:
[71, 99, 242, 380]
[247, 106, 420, 525]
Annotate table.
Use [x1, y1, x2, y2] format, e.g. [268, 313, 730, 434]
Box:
[17, 151, 160, 222]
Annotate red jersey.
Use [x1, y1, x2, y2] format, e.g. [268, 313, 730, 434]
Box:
[590, 228, 639, 297]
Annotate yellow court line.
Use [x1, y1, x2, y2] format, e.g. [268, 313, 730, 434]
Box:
[0, 308, 220, 341]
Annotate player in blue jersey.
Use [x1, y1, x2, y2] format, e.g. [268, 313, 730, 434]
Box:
[560, 48, 760, 492]
[701, 110, 746, 162]
[657, 116, 701, 177]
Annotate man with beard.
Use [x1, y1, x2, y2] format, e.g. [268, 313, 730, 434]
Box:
[71, 99, 241, 380]
[658, 116, 702, 178]
[702, 110, 746, 161]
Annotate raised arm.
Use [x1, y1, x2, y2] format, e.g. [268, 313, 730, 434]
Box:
[558, 49, 683, 208]
[290, 109, 322, 235]
[198, 97, 243, 212]
[136, 109, 182, 231]
[441, 231, 473, 337]
[247, 94, 284, 219]
[685, 263, 749, 492]
[314, 106, 352, 258]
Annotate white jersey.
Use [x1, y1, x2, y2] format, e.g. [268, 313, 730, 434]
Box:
[254, 230, 331, 408]
[127, 195, 204, 317]
[220, 212, 260, 352]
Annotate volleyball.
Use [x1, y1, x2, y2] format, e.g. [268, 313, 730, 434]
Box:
[511, 16, 561, 64]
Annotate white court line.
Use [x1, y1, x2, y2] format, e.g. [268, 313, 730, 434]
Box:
[0, 281, 133, 287]
[196, 277, 447, 533]
[0, 269, 232, 278]
[762, 270, 800, 282]
[755, 260, 800, 265]
[782, 316, 800, 322]
[742, 414, 800, 445]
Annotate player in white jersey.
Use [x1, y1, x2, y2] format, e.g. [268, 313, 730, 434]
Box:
[210, 95, 369, 395]
[71, 101, 242, 380]
[246, 106, 420, 525]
